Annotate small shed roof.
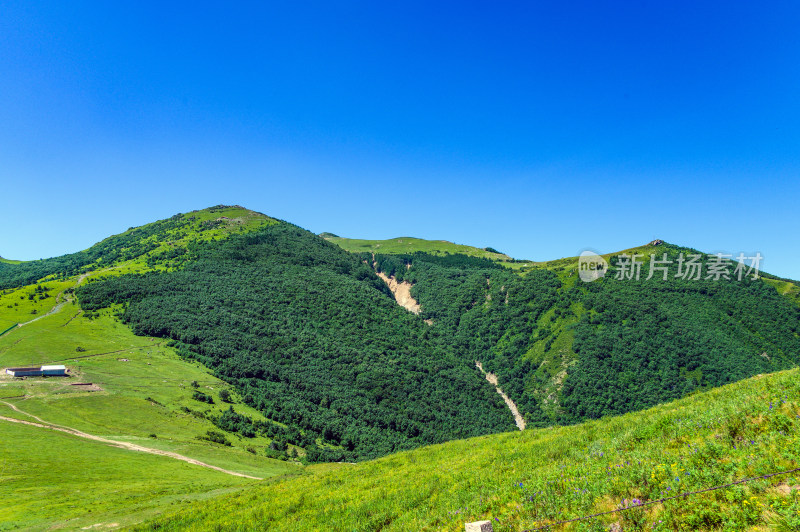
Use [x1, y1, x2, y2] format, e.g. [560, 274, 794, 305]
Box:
[41, 365, 66, 371]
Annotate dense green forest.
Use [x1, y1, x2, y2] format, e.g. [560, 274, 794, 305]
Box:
[55, 209, 800, 462]
[78, 223, 514, 461]
[368, 246, 800, 427]
[561, 255, 800, 419]
[367, 251, 563, 425]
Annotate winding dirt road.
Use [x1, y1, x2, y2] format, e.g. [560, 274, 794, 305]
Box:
[0, 401, 262, 480]
[2, 271, 264, 480]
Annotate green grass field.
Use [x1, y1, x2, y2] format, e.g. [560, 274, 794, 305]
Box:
[134, 368, 800, 531]
[0, 279, 74, 331]
[0, 419, 267, 531]
[0, 306, 298, 461]
[0, 281, 301, 530]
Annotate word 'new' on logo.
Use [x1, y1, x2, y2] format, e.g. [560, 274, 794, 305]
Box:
[578, 250, 608, 283]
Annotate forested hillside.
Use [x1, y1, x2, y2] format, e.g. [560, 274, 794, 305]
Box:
[7, 206, 797, 463]
[367, 245, 800, 428]
[561, 267, 800, 419]
[77, 223, 514, 461]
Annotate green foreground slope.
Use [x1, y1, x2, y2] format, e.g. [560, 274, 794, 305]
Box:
[136, 367, 800, 531]
[1, 420, 258, 531]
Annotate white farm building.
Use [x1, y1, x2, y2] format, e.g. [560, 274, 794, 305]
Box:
[5, 365, 67, 377]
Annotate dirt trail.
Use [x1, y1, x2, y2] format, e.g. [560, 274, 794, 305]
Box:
[1, 400, 53, 424]
[17, 272, 92, 329]
[476, 361, 526, 430]
[0, 401, 262, 480]
[375, 272, 421, 314]
[18, 300, 68, 327]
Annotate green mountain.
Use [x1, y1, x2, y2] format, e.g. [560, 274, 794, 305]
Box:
[372, 244, 799, 423]
[77, 216, 800, 456]
[4, 206, 800, 461]
[77, 222, 517, 461]
[1, 205, 799, 529]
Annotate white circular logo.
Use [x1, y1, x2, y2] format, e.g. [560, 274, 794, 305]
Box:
[578, 250, 608, 283]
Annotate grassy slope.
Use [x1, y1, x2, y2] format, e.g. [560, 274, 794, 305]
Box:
[0, 421, 261, 531]
[103, 205, 275, 276]
[99, 205, 271, 257]
[0, 296, 301, 461]
[0, 279, 74, 329]
[0, 303, 300, 530]
[0, 207, 300, 530]
[136, 368, 800, 531]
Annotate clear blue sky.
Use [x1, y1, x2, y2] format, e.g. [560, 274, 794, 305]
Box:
[2, 2, 799, 279]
